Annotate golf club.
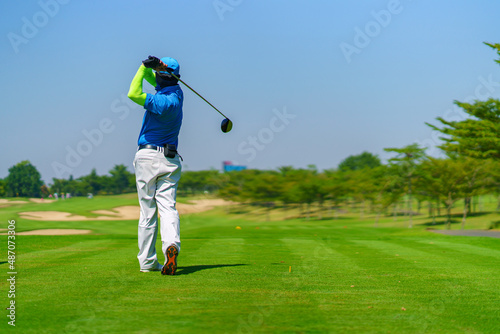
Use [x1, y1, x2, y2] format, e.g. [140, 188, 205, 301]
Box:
[157, 61, 233, 133]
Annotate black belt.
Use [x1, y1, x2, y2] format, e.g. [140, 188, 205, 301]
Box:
[138, 144, 176, 151]
[138, 144, 181, 160]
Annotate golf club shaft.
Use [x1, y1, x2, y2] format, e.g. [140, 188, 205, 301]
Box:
[158, 66, 228, 118]
[156, 61, 229, 119]
[162, 70, 229, 120]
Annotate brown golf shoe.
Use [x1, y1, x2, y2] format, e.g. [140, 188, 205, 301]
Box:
[161, 245, 178, 275]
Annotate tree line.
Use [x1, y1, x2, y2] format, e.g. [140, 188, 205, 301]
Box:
[0, 163, 136, 198]
[214, 151, 500, 228]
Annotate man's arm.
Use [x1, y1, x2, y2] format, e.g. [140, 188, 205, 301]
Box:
[144, 68, 156, 87]
[127, 65, 149, 106]
[141, 55, 160, 87]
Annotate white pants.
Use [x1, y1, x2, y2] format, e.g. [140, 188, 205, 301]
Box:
[133, 148, 182, 270]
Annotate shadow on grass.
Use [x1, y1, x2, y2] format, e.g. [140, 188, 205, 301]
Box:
[465, 212, 494, 217]
[306, 216, 352, 221]
[419, 219, 461, 227]
[418, 212, 493, 224]
[175, 264, 247, 276]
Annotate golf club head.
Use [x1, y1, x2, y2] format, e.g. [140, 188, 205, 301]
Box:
[221, 118, 233, 133]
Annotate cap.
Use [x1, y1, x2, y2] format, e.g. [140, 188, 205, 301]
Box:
[159, 57, 180, 76]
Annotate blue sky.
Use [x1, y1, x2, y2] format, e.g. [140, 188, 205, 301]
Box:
[1, 0, 500, 183]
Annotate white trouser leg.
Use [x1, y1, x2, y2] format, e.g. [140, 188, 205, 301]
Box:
[134, 149, 182, 270]
[156, 168, 181, 257]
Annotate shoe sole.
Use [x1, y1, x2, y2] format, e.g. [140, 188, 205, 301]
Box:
[162, 245, 178, 275]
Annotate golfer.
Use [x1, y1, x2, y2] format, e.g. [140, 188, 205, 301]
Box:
[128, 56, 183, 275]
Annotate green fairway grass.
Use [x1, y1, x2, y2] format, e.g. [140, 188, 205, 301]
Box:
[1, 196, 499, 333]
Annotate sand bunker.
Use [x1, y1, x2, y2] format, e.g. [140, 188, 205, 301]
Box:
[19, 206, 139, 221]
[16, 229, 92, 235]
[0, 199, 29, 206]
[178, 198, 230, 214]
[29, 198, 56, 203]
[0, 228, 92, 235]
[19, 199, 231, 221]
[0, 198, 54, 208]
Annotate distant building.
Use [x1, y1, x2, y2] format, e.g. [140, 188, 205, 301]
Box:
[223, 161, 247, 172]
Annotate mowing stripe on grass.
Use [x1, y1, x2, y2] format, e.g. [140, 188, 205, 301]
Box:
[417, 239, 500, 258]
[351, 238, 500, 272]
[346, 238, 500, 331]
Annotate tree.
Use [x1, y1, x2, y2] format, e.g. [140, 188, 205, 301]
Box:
[50, 177, 70, 195]
[0, 179, 6, 197]
[291, 170, 322, 220]
[485, 42, 500, 64]
[6, 160, 44, 197]
[380, 164, 407, 220]
[277, 165, 295, 176]
[367, 165, 404, 226]
[178, 170, 221, 195]
[109, 164, 133, 194]
[218, 183, 241, 202]
[277, 167, 301, 219]
[457, 158, 493, 229]
[341, 168, 378, 218]
[338, 151, 381, 171]
[80, 168, 103, 195]
[384, 144, 427, 228]
[246, 173, 285, 221]
[484, 159, 500, 211]
[40, 184, 50, 197]
[415, 157, 490, 229]
[323, 169, 349, 219]
[426, 44, 500, 160]
[427, 99, 500, 159]
[417, 158, 460, 229]
[218, 169, 261, 204]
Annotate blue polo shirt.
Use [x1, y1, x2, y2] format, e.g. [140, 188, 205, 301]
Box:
[137, 85, 183, 147]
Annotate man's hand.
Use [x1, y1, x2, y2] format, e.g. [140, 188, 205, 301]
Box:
[142, 55, 161, 69]
[142, 55, 174, 74]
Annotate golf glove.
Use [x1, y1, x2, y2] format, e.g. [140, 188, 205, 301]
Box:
[142, 56, 161, 69]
